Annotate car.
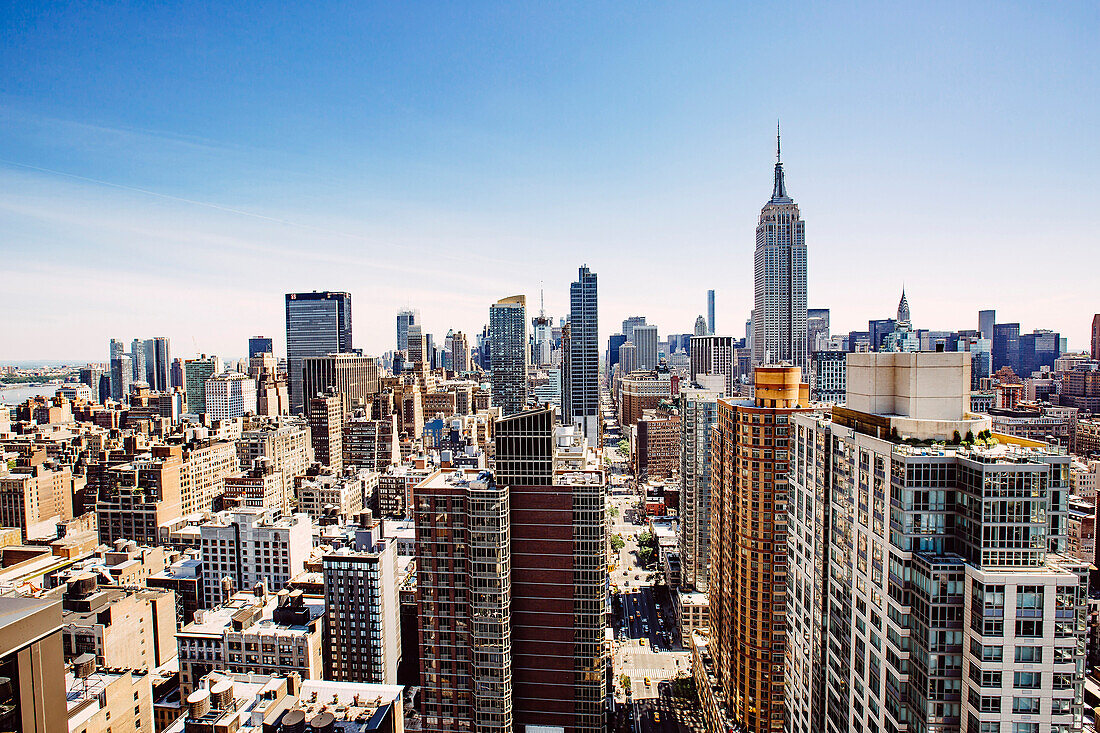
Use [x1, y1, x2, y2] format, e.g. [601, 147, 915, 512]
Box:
[654, 712, 660, 722]
[639, 638, 646, 646]
[644, 677, 651, 686]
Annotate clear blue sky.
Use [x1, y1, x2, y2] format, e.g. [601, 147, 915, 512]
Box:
[2, 1, 1097, 361]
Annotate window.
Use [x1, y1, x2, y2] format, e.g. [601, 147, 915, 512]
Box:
[1013, 671, 1041, 689]
[1014, 620, 1043, 637]
[1011, 697, 1040, 714]
[1012, 724, 1039, 733]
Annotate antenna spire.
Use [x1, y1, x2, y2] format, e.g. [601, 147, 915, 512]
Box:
[776, 118, 781, 163]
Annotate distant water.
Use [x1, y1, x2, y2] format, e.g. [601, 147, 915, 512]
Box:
[0, 384, 66, 404]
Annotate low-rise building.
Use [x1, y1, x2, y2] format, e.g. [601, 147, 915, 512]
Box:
[198, 509, 312, 608]
[295, 468, 377, 522]
[176, 590, 325, 695]
[164, 671, 404, 733]
[59, 574, 177, 670]
[675, 590, 709, 640]
[66, 664, 154, 733]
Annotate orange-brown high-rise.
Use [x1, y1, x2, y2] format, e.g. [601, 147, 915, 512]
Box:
[709, 365, 810, 733]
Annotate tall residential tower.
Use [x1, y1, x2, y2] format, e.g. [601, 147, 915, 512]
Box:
[489, 295, 528, 415]
[565, 265, 600, 445]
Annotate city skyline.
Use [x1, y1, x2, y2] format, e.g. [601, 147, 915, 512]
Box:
[3, 3, 1099, 360]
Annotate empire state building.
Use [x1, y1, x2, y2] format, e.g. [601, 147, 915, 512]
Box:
[752, 126, 808, 369]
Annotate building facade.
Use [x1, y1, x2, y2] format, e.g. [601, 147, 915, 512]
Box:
[785, 352, 1086, 733]
[565, 265, 600, 445]
[690, 334, 736, 395]
[302, 352, 380, 417]
[285, 291, 353, 414]
[679, 383, 722, 592]
[204, 372, 257, 420]
[489, 295, 528, 416]
[707, 365, 810, 733]
[752, 130, 808, 370]
[323, 523, 400, 684]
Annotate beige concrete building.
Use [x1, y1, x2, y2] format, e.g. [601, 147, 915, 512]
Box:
[0, 596, 68, 733]
[0, 463, 74, 540]
[295, 468, 375, 521]
[163, 671, 404, 733]
[176, 590, 325, 695]
[58, 574, 176, 671]
[66, 666, 153, 733]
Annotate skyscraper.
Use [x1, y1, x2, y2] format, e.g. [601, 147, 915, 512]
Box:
[1091, 314, 1099, 360]
[248, 336, 273, 359]
[618, 341, 637, 376]
[694, 315, 708, 337]
[979, 308, 996, 340]
[322, 521, 400, 684]
[706, 365, 810, 733]
[406, 324, 426, 365]
[993, 321, 1021, 373]
[679, 383, 722, 592]
[489, 295, 528, 415]
[622, 315, 646, 343]
[634, 324, 659, 371]
[396, 308, 419, 352]
[148, 336, 171, 391]
[309, 390, 344, 473]
[752, 126, 807, 369]
[451, 330, 470, 372]
[204, 371, 257, 420]
[1019, 329, 1061, 376]
[707, 289, 716, 335]
[130, 338, 147, 384]
[109, 339, 130, 401]
[184, 355, 219, 414]
[302, 352, 381, 417]
[690, 334, 736, 395]
[806, 308, 830, 354]
[285, 291, 353, 414]
[607, 333, 626, 375]
[566, 265, 599, 444]
[415, 407, 605, 732]
[786, 352, 1085, 733]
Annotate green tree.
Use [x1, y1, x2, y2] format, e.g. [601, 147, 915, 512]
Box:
[609, 505, 620, 518]
[610, 534, 625, 552]
[671, 674, 698, 702]
[619, 674, 631, 692]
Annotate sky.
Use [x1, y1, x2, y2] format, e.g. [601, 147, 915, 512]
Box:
[2, 1, 1098, 363]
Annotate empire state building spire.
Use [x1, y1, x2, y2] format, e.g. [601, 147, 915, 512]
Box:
[771, 119, 791, 203]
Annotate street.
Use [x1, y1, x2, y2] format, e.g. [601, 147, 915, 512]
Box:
[603, 386, 696, 732]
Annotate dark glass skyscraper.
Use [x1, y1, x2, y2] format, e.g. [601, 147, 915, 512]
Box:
[396, 308, 419, 352]
[565, 265, 599, 444]
[992, 321, 1020, 373]
[285, 291, 353, 414]
[148, 337, 171, 391]
[248, 336, 273, 359]
[489, 295, 528, 415]
[707, 288, 716, 335]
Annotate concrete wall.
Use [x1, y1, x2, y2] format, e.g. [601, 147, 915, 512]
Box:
[846, 352, 971, 420]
